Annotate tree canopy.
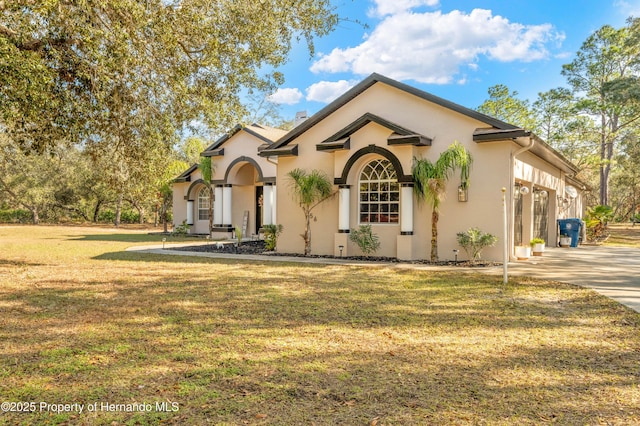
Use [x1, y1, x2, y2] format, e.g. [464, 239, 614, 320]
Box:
[0, 0, 338, 153]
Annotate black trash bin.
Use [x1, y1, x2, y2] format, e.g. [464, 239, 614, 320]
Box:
[557, 218, 582, 247]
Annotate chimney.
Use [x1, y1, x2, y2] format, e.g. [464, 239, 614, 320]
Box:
[294, 111, 308, 127]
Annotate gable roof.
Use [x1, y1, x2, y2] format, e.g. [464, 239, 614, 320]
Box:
[173, 163, 199, 183]
[267, 73, 519, 152]
[202, 123, 288, 157]
[314, 112, 431, 153]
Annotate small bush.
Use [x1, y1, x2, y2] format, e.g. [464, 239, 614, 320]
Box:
[349, 224, 380, 256]
[172, 220, 190, 236]
[97, 210, 116, 223]
[97, 209, 140, 224]
[120, 210, 141, 224]
[456, 227, 498, 263]
[263, 224, 283, 251]
[234, 226, 243, 246]
[0, 209, 32, 223]
[585, 205, 613, 241]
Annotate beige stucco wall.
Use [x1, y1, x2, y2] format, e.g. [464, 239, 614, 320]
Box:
[210, 132, 276, 183]
[275, 82, 514, 261]
[173, 80, 581, 258]
[171, 129, 277, 235]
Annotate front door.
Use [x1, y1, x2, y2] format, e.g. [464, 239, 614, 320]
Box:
[255, 186, 263, 233]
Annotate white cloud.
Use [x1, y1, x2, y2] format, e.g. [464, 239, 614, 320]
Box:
[305, 80, 358, 103]
[267, 88, 303, 105]
[311, 8, 564, 84]
[369, 0, 439, 17]
[614, 0, 640, 17]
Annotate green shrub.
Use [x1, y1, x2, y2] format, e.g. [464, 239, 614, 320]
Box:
[0, 209, 32, 223]
[97, 209, 140, 224]
[172, 220, 190, 236]
[585, 205, 613, 241]
[456, 227, 498, 263]
[97, 210, 116, 223]
[234, 226, 243, 246]
[349, 224, 380, 256]
[263, 224, 283, 251]
[120, 210, 140, 224]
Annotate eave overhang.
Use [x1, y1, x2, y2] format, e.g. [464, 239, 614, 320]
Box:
[316, 137, 350, 152]
[315, 112, 431, 152]
[201, 148, 224, 157]
[172, 164, 198, 183]
[258, 144, 299, 157]
[474, 127, 579, 175]
[387, 133, 431, 146]
[473, 128, 531, 142]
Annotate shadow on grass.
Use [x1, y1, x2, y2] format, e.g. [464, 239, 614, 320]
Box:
[0, 258, 46, 267]
[93, 250, 336, 269]
[2, 256, 639, 424]
[67, 233, 196, 244]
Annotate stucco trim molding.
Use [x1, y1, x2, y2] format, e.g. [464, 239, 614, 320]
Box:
[334, 145, 413, 185]
[224, 156, 269, 183]
[185, 179, 207, 200]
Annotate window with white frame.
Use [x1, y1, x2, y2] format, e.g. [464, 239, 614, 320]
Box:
[359, 159, 399, 224]
[198, 187, 210, 220]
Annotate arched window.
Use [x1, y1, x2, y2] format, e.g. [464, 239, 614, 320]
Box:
[198, 187, 210, 220]
[359, 159, 399, 224]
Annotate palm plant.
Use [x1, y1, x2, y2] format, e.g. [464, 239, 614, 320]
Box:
[287, 168, 334, 256]
[412, 141, 472, 261]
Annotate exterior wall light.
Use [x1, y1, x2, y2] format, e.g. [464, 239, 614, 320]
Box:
[458, 185, 468, 202]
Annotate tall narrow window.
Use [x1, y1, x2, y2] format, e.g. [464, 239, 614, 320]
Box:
[514, 183, 523, 246]
[534, 188, 549, 242]
[359, 159, 399, 224]
[198, 187, 210, 221]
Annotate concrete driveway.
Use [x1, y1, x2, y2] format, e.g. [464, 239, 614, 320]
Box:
[506, 245, 640, 312]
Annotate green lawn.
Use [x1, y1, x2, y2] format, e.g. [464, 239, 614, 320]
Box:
[1, 225, 639, 425]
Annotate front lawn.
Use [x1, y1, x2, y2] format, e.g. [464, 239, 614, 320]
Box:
[0, 225, 639, 425]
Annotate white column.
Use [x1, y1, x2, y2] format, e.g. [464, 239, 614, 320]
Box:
[222, 185, 232, 226]
[186, 200, 194, 225]
[263, 184, 273, 226]
[339, 185, 350, 232]
[401, 184, 413, 234]
[271, 185, 278, 225]
[213, 186, 223, 226]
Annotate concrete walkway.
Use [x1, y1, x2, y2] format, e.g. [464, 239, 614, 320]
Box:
[128, 243, 640, 313]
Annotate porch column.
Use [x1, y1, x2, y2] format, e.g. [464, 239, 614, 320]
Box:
[213, 186, 223, 226]
[271, 185, 277, 225]
[186, 200, 194, 225]
[338, 185, 350, 233]
[263, 183, 273, 226]
[222, 184, 232, 226]
[400, 184, 414, 234]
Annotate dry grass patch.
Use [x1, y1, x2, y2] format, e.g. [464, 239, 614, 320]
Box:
[0, 226, 639, 425]
[606, 224, 640, 247]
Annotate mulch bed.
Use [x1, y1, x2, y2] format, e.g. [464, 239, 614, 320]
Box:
[171, 240, 500, 267]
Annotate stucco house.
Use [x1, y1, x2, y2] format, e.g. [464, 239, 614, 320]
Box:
[173, 123, 287, 237]
[172, 73, 586, 261]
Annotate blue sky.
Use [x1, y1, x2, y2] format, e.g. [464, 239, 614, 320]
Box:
[265, 0, 640, 122]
